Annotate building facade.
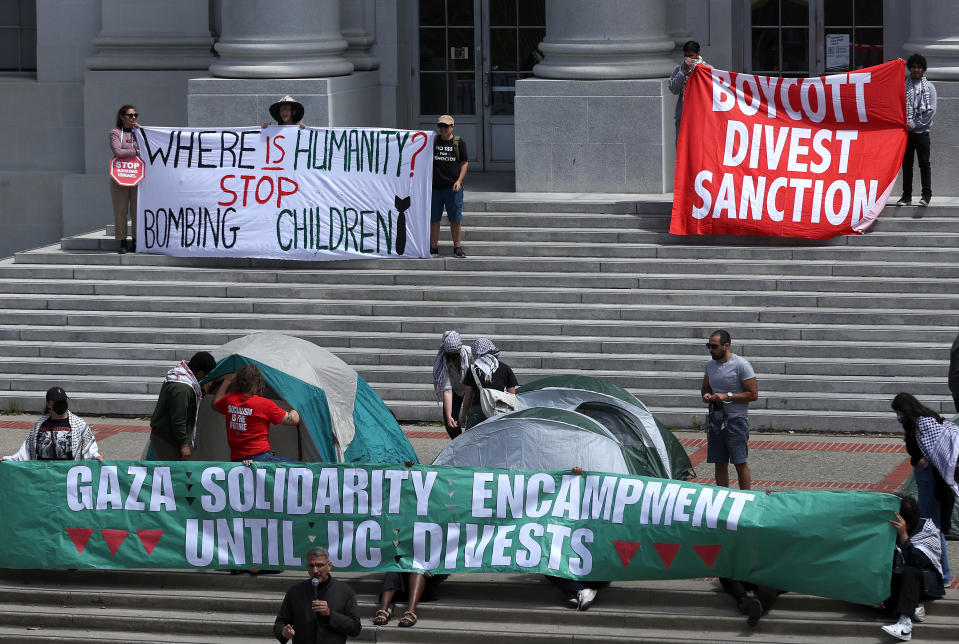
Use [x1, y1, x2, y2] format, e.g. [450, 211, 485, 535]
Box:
[0, 0, 953, 257]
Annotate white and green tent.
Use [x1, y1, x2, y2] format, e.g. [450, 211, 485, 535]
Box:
[512, 375, 693, 479]
[150, 333, 417, 464]
[434, 375, 692, 479]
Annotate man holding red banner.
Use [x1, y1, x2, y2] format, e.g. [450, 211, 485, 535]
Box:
[671, 61, 907, 239]
[896, 54, 937, 208]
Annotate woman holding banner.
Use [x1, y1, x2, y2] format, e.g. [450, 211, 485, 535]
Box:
[109, 104, 140, 254]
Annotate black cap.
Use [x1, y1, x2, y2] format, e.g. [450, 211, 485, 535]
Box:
[46, 386, 68, 402]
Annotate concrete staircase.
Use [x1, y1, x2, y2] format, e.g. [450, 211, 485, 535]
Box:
[1, 569, 956, 643]
[0, 196, 956, 431]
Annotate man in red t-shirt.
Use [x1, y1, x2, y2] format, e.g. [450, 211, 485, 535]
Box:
[213, 365, 301, 463]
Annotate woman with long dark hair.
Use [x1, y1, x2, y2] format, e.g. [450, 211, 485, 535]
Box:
[892, 393, 957, 586]
[109, 104, 140, 254]
[892, 393, 959, 501]
[213, 364, 301, 464]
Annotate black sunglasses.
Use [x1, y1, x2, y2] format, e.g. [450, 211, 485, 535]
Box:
[705, 343, 722, 349]
[437, 123, 451, 128]
[124, 113, 138, 118]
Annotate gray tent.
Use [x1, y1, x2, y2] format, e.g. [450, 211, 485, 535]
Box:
[433, 407, 632, 473]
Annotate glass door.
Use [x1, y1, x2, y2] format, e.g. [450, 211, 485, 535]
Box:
[414, 0, 545, 171]
[483, 0, 545, 169]
[747, 0, 883, 77]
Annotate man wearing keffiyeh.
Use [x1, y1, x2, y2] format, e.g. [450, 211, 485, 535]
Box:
[431, 330, 471, 439]
[149, 351, 216, 459]
[897, 53, 937, 208]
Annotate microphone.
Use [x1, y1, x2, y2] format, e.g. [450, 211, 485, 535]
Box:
[312, 577, 319, 600]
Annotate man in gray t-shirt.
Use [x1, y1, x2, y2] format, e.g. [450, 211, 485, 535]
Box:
[701, 330, 759, 490]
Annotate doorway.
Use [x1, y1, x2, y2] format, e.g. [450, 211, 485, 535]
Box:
[748, 0, 883, 77]
[414, 0, 546, 171]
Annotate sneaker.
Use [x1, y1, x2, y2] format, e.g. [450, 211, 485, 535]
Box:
[453, 246, 466, 258]
[918, 197, 930, 207]
[913, 604, 925, 622]
[895, 197, 911, 206]
[881, 622, 912, 641]
[567, 597, 579, 609]
[430, 247, 439, 256]
[745, 597, 763, 627]
[576, 588, 597, 611]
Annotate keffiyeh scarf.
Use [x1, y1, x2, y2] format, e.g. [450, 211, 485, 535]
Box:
[910, 76, 932, 114]
[471, 337, 500, 381]
[910, 518, 943, 576]
[432, 331, 470, 400]
[916, 416, 959, 499]
[164, 360, 203, 446]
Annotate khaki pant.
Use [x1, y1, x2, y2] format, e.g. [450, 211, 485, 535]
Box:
[110, 181, 138, 240]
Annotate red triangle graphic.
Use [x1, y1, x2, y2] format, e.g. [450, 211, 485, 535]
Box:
[101, 529, 128, 555]
[612, 540, 641, 568]
[67, 528, 94, 554]
[653, 542, 681, 569]
[136, 529, 164, 555]
[692, 544, 722, 568]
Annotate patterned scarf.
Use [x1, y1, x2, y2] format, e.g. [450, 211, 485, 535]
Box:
[163, 360, 203, 446]
[432, 331, 470, 400]
[910, 518, 943, 576]
[28, 411, 95, 461]
[915, 416, 959, 498]
[910, 76, 932, 114]
[471, 337, 501, 381]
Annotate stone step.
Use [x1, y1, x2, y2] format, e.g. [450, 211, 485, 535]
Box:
[2, 271, 958, 296]
[0, 570, 956, 643]
[19, 243, 959, 268]
[0, 335, 949, 361]
[1, 300, 958, 328]
[5, 257, 959, 280]
[1, 319, 956, 345]
[0, 371, 945, 414]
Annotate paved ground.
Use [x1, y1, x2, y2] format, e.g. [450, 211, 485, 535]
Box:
[1, 412, 956, 589]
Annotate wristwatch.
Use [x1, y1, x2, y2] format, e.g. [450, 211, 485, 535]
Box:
[724, 392, 734, 403]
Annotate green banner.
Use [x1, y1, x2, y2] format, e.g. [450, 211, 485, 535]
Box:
[0, 461, 898, 604]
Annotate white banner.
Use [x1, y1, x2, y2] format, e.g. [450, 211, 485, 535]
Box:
[134, 126, 434, 260]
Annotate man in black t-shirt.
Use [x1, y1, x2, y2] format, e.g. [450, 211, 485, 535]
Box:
[430, 114, 468, 258]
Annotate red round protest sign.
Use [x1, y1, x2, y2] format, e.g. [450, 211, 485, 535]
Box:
[110, 156, 144, 187]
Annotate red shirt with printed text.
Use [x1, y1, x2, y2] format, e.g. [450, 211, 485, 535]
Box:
[214, 392, 287, 460]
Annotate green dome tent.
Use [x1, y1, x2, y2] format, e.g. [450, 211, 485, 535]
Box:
[513, 375, 693, 479]
[433, 407, 634, 474]
[146, 333, 417, 464]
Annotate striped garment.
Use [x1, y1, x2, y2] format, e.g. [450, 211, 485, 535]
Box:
[916, 416, 959, 499]
[910, 518, 943, 577]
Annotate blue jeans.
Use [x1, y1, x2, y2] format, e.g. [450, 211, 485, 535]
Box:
[915, 464, 951, 582]
[431, 188, 463, 223]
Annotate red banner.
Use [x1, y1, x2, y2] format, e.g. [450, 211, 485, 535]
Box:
[670, 60, 906, 239]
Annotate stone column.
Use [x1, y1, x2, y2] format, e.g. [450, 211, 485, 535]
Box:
[901, 0, 959, 199]
[340, 0, 379, 71]
[210, 0, 353, 78]
[67, 1, 215, 238]
[516, 0, 677, 193]
[666, 1, 692, 52]
[87, 0, 213, 71]
[532, 0, 674, 80]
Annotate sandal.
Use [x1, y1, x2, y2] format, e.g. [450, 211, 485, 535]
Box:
[372, 609, 390, 626]
[398, 610, 417, 627]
